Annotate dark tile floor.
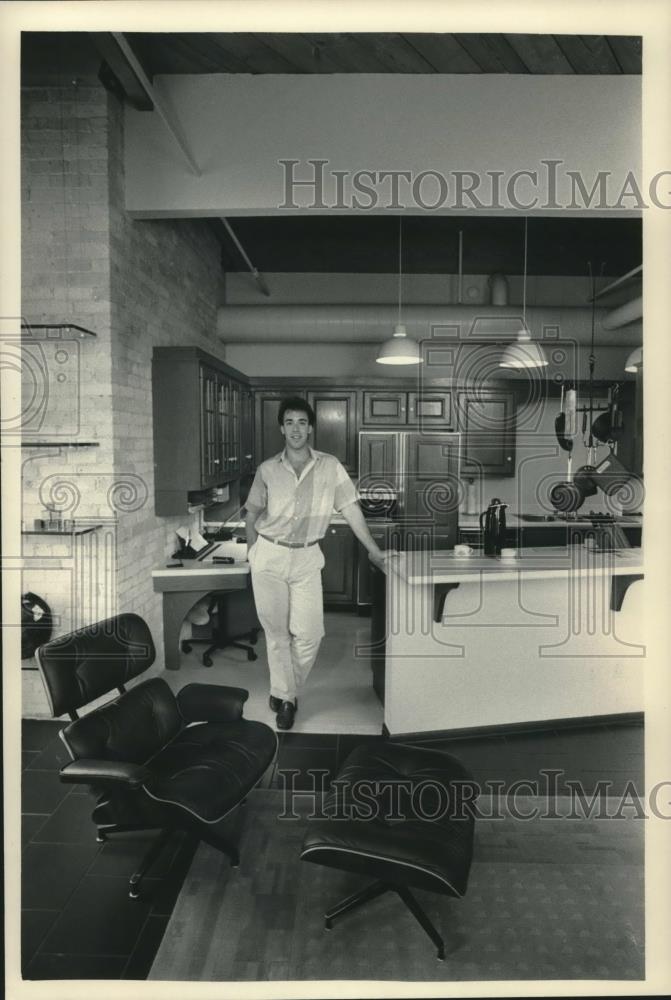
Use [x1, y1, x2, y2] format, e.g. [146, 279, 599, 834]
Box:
[21, 715, 643, 980]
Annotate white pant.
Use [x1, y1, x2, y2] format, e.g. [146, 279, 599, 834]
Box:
[248, 535, 325, 702]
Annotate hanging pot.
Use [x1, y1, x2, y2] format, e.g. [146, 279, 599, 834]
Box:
[549, 480, 583, 513]
[573, 465, 598, 499]
[554, 412, 573, 452]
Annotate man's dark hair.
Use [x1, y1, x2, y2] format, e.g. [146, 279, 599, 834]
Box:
[278, 397, 316, 427]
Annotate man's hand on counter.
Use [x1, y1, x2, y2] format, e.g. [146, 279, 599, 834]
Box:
[368, 548, 399, 570]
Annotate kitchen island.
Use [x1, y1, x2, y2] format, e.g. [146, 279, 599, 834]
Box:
[368, 545, 644, 737]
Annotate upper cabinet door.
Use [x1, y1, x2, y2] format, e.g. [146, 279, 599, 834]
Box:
[240, 388, 255, 476]
[408, 390, 452, 427]
[306, 390, 357, 472]
[362, 390, 407, 425]
[457, 389, 517, 476]
[200, 365, 221, 487]
[358, 431, 399, 494]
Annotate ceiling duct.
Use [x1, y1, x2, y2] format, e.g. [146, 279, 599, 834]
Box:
[217, 304, 642, 346]
[601, 296, 643, 330]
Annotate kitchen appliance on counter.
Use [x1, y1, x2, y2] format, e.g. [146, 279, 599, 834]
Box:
[480, 498, 508, 556]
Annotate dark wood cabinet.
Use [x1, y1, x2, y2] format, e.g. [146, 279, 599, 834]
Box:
[408, 390, 452, 427]
[403, 432, 460, 546]
[457, 388, 516, 476]
[321, 523, 356, 604]
[616, 379, 643, 478]
[152, 347, 248, 516]
[363, 389, 452, 429]
[362, 390, 407, 425]
[306, 389, 357, 472]
[240, 387, 255, 476]
[358, 431, 399, 494]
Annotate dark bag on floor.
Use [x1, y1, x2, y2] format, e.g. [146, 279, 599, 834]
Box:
[21, 592, 53, 659]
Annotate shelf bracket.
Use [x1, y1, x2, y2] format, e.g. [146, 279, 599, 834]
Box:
[610, 573, 643, 612]
[434, 582, 460, 623]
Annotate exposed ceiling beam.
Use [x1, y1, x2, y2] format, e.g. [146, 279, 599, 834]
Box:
[220, 219, 270, 296]
[90, 32, 153, 110]
[111, 32, 201, 177]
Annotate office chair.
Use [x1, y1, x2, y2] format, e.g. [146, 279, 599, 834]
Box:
[181, 587, 261, 666]
[36, 612, 277, 900]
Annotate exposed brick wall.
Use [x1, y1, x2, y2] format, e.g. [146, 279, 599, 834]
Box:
[21, 79, 227, 716]
[21, 78, 117, 717]
[106, 93, 226, 662]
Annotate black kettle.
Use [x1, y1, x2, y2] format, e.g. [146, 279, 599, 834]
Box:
[479, 498, 508, 555]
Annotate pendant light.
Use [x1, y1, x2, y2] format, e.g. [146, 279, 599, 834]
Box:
[376, 217, 422, 365]
[624, 346, 642, 373]
[499, 218, 548, 370]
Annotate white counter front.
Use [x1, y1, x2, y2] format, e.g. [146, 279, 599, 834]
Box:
[373, 545, 645, 737]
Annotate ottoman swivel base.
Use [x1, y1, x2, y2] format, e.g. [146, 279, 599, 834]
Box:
[324, 880, 445, 961]
[301, 741, 477, 964]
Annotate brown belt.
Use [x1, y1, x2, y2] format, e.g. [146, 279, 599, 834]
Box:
[257, 533, 319, 550]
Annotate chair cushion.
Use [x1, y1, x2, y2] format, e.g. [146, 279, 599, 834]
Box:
[37, 613, 155, 718]
[62, 677, 183, 764]
[143, 719, 277, 824]
[301, 742, 476, 897]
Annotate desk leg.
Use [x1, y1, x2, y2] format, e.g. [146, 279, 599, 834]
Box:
[162, 590, 210, 670]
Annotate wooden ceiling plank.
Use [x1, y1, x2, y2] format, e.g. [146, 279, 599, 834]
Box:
[169, 34, 246, 73]
[504, 35, 575, 74]
[298, 33, 372, 72]
[126, 35, 191, 77]
[353, 33, 438, 73]
[607, 36, 642, 74]
[299, 34, 362, 73]
[456, 34, 529, 73]
[209, 33, 298, 73]
[254, 33, 325, 73]
[404, 33, 483, 73]
[316, 32, 400, 73]
[553, 35, 621, 74]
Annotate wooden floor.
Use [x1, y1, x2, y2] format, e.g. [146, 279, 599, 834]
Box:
[149, 789, 644, 983]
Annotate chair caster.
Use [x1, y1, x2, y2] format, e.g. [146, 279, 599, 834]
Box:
[325, 918, 333, 930]
[436, 949, 445, 962]
[203, 654, 213, 667]
[96, 831, 107, 843]
[247, 649, 257, 661]
[181, 641, 192, 654]
[249, 633, 259, 646]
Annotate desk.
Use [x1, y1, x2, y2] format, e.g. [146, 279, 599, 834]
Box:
[152, 542, 250, 670]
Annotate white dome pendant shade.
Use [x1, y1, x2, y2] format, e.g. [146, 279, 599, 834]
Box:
[499, 327, 549, 369]
[624, 346, 642, 373]
[499, 218, 548, 371]
[377, 217, 422, 366]
[376, 323, 422, 365]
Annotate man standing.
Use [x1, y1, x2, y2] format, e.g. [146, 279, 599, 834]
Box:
[245, 397, 390, 730]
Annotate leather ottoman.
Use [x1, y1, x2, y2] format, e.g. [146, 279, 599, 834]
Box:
[300, 741, 477, 961]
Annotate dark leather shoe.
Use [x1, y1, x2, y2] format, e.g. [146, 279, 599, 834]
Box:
[276, 700, 297, 730]
[269, 695, 282, 713]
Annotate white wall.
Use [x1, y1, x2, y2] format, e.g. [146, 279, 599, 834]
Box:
[124, 74, 642, 217]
